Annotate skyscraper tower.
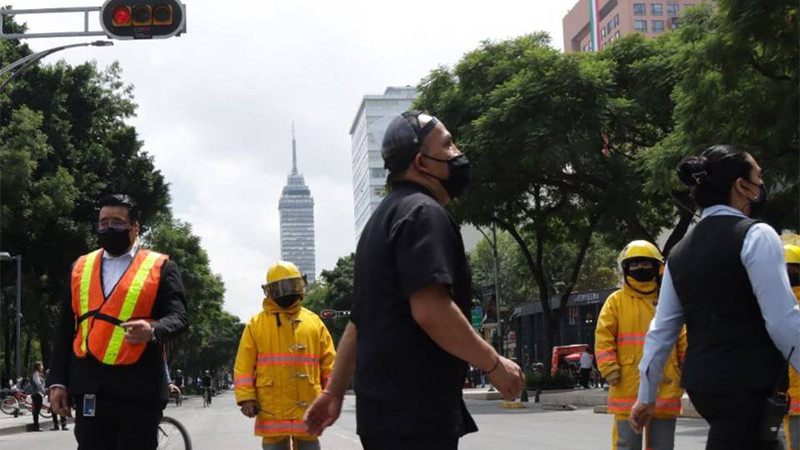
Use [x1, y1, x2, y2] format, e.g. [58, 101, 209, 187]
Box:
[279, 124, 316, 283]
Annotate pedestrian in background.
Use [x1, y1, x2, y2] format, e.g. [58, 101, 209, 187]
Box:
[596, 241, 687, 450]
[579, 349, 593, 389]
[304, 111, 524, 450]
[44, 369, 68, 431]
[29, 362, 46, 432]
[630, 145, 800, 449]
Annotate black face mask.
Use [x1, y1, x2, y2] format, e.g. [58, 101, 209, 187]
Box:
[98, 227, 132, 256]
[274, 294, 301, 309]
[625, 267, 657, 283]
[748, 182, 768, 218]
[789, 272, 800, 287]
[422, 153, 471, 200]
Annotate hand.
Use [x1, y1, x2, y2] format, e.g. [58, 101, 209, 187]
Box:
[168, 384, 181, 396]
[303, 391, 343, 436]
[120, 320, 153, 344]
[239, 400, 258, 418]
[605, 370, 621, 386]
[628, 402, 655, 435]
[50, 387, 71, 418]
[486, 356, 526, 400]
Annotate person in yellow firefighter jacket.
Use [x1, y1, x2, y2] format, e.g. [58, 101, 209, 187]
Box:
[595, 241, 687, 450]
[783, 243, 800, 450]
[234, 261, 336, 450]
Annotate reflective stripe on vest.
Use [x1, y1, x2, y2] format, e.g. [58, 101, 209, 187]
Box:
[78, 250, 102, 353]
[101, 251, 162, 365]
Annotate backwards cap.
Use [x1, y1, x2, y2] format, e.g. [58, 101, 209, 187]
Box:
[381, 110, 440, 173]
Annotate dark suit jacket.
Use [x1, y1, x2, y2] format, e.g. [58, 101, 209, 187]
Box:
[48, 257, 188, 405]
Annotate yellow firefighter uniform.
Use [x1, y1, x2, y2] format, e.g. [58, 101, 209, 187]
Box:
[234, 261, 336, 446]
[783, 244, 800, 450]
[596, 241, 687, 450]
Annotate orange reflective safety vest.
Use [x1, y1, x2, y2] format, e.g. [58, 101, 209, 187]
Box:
[789, 286, 800, 416]
[70, 248, 168, 365]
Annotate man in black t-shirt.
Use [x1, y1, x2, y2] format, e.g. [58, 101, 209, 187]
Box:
[304, 111, 524, 450]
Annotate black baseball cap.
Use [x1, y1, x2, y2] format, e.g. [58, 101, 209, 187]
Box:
[381, 110, 440, 173]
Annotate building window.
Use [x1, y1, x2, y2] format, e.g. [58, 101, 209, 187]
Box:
[652, 20, 664, 32]
[670, 17, 680, 29]
[633, 3, 646, 15]
[614, 14, 620, 27]
[651, 3, 663, 15]
[607, 21, 612, 34]
[615, 31, 621, 38]
[666, 3, 679, 16]
[635, 20, 648, 31]
[601, 27, 606, 38]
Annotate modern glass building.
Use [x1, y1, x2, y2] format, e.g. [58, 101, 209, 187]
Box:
[349, 86, 418, 242]
[279, 126, 316, 283]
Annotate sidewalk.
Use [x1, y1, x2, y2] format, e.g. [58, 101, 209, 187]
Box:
[463, 386, 701, 418]
[0, 411, 73, 436]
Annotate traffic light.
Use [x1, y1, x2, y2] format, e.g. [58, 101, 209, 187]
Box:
[100, 0, 186, 40]
[320, 310, 335, 320]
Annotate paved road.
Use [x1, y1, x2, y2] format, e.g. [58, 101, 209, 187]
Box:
[0, 390, 710, 449]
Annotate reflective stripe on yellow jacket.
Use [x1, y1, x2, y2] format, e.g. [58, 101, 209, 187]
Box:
[595, 285, 687, 418]
[789, 287, 800, 416]
[234, 298, 336, 439]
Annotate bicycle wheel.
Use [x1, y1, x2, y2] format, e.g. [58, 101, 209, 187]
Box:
[0, 396, 19, 415]
[158, 416, 192, 450]
[39, 405, 53, 418]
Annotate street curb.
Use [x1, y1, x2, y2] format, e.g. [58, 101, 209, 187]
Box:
[0, 417, 74, 436]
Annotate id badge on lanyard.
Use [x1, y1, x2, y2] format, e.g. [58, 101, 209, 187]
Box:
[83, 394, 96, 417]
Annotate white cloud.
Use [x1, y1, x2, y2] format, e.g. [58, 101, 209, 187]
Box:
[16, 0, 575, 320]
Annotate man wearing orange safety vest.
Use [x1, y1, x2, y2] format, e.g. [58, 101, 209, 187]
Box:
[783, 243, 800, 450]
[234, 261, 335, 450]
[595, 240, 687, 450]
[48, 194, 188, 450]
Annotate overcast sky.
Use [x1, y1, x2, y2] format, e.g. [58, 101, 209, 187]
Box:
[17, 0, 576, 321]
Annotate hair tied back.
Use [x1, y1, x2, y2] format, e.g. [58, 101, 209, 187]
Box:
[691, 169, 709, 185]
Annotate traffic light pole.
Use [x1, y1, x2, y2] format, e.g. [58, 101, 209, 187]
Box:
[0, 41, 113, 92]
[0, 7, 106, 39]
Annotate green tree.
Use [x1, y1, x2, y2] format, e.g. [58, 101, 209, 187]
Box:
[416, 34, 672, 372]
[303, 254, 354, 346]
[641, 1, 799, 234]
[146, 217, 243, 377]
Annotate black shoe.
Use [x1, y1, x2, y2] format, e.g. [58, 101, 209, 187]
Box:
[61, 426, 69, 431]
[51, 426, 60, 431]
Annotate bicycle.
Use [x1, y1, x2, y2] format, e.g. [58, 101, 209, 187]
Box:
[0, 389, 52, 418]
[157, 416, 192, 450]
[202, 387, 212, 408]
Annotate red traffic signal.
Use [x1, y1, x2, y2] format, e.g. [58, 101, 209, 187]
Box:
[320, 310, 335, 320]
[100, 0, 185, 40]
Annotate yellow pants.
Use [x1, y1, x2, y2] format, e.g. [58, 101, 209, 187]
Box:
[612, 414, 676, 450]
[261, 435, 319, 450]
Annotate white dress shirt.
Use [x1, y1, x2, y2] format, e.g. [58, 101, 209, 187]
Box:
[638, 205, 800, 403]
[102, 242, 138, 297]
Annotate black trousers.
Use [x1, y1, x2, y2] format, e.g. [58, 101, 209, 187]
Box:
[31, 393, 43, 428]
[688, 390, 782, 450]
[579, 368, 591, 388]
[360, 435, 459, 450]
[73, 396, 163, 450]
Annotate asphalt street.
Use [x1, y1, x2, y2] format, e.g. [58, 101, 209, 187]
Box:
[0, 390, 710, 449]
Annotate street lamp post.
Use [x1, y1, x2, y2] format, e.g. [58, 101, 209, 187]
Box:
[0, 40, 113, 92]
[0, 252, 22, 382]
